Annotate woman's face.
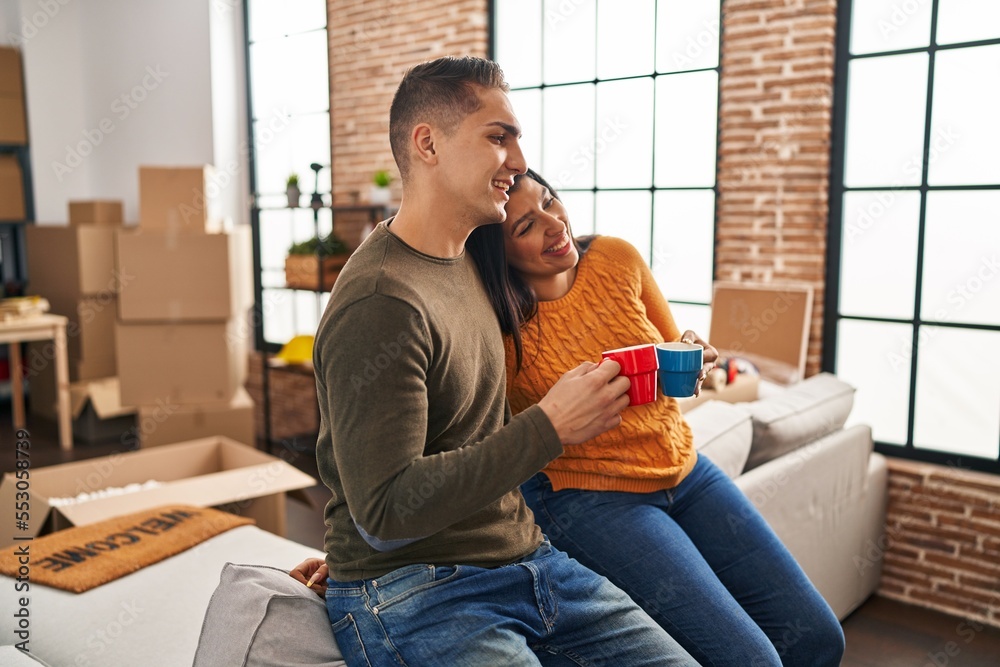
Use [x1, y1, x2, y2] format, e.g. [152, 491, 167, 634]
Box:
[502, 176, 579, 280]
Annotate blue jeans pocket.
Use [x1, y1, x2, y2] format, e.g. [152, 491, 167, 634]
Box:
[374, 564, 464, 612]
[329, 613, 373, 667]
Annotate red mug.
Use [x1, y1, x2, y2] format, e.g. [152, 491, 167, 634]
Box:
[601, 344, 658, 406]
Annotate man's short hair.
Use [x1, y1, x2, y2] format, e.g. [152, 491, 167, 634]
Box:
[389, 56, 509, 181]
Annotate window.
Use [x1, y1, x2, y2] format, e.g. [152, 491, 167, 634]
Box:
[492, 0, 723, 334]
[828, 0, 1000, 471]
[245, 0, 331, 349]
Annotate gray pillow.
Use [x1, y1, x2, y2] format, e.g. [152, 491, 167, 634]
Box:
[192, 563, 346, 667]
[740, 373, 855, 472]
[686, 400, 754, 479]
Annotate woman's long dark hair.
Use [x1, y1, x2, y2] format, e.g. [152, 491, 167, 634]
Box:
[466, 169, 591, 373]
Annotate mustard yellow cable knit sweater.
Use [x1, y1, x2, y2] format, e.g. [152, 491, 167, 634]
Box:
[505, 236, 697, 493]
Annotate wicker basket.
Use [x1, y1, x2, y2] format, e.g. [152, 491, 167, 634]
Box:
[284, 254, 349, 291]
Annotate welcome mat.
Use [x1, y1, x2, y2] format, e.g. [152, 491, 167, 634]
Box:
[0, 505, 253, 593]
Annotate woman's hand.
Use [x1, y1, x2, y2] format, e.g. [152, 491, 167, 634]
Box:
[680, 330, 719, 397]
[289, 557, 329, 597]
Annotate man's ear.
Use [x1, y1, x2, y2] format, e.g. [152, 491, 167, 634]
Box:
[412, 123, 437, 165]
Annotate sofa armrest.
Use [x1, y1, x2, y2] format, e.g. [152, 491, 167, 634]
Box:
[734, 424, 887, 620]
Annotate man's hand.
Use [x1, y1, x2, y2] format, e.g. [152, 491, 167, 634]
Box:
[680, 330, 719, 397]
[289, 557, 329, 597]
[538, 360, 631, 445]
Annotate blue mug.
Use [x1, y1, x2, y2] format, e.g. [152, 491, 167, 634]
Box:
[655, 342, 703, 397]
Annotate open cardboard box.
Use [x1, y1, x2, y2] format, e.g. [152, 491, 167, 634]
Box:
[67, 377, 136, 443]
[708, 281, 814, 386]
[0, 436, 315, 548]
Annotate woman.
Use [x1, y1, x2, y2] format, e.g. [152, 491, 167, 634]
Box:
[464, 169, 845, 667]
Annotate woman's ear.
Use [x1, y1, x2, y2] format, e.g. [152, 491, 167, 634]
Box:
[412, 123, 437, 164]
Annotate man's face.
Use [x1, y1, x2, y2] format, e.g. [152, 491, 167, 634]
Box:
[435, 86, 527, 226]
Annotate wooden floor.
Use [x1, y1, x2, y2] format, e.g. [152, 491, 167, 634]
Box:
[6, 407, 1000, 665]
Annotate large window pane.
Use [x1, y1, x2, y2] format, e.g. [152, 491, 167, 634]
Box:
[248, 0, 326, 42]
[597, 0, 655, 79]
[844, 53, 928, 188]
[595, 191, 652, 263]
[509, 89, 542, 173]
[560, 191, 595, 236]
[849, 0, 932, 55]
[250, 31, 329, 116]
[928, 45, 1000, 186]
[914, 327, 1000, 459]
[496, 0, 542, 88]
[543, 84, 596, 189]
[596, 79, 654, 188]
[656, 0, 721, 73]
[254, 112, 331, 195]
[654, 71, 718, 187]
[920, 190, 1000, 326]
[840, 191, 920, 319]
[652, 190, 715, 304]
[837, 319, 913, 445]
[936, 0, 1000, 45]
[543, 0, 596, 84]
[673, 303, 711, 342]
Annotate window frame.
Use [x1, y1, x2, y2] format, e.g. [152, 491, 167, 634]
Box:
[488, 0, 724, 318]
[825, 0, 1000, 473]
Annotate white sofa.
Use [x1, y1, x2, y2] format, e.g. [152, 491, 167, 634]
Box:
[0, 374, 886, 666]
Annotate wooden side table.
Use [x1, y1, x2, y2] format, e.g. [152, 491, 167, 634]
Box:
[0, 314, 72, 449]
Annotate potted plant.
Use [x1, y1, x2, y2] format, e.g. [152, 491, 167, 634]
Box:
[284, 232, 351, 291]
[286, 173, 301, 208]
[369, 169, 393, 205]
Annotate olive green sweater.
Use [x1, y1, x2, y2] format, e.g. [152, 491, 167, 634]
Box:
[314, 221, 563, 581]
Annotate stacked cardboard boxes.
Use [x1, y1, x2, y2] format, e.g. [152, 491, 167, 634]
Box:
[25, 205, 126, 431]
[0, 47, 27, 221]
[115, 165, 255, 448]
[0, 46, 28, 146]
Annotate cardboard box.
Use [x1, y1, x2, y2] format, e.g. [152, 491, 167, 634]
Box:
[676, 372, 760, 413]
[708, 282, 814, 386]
[69, 200, 124, 226]
[0, 155, 25, 220]
[116, 226, 253, 322]
[0, 46, 27, 145]
[68, 377, 137, 443]
[0, 47, 24, 97]
[139, 165, 221, 233]
[137, 386, 255, 448]
[28, 352, 118, 421]
[116, 319, 248, 406]
[26, 225, 118, 299]
[0, 435, 316, 546]
[25, 294, 118, 371]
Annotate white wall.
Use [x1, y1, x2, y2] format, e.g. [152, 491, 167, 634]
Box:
[17, 0, 248, 225]
[0, 1, 21, 45]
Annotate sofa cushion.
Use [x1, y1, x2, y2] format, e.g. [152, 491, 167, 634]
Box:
[740, 372, 855, 472]
[685, 400, 754, 479]
[193, 563, 345, 667]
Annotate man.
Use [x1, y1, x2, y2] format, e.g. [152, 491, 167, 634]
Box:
[303, 56, 698, 666]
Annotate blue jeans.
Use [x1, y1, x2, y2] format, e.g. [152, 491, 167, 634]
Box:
[520, 455, 844, 667]
[324, 539, 699, 666]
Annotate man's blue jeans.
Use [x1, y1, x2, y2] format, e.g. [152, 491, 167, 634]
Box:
[520, 455, 845, 667]
[324, 539, 700, 666]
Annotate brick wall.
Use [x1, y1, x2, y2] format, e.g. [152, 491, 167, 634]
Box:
[326, 0, 488, 230]
[878, 459, 1000, 628]
[717, 0, 837, 377]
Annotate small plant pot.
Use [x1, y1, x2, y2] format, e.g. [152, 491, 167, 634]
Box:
[286, 186, 301, 208]
[369, 185, 391, 205]
[285, 254, 349, 291]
